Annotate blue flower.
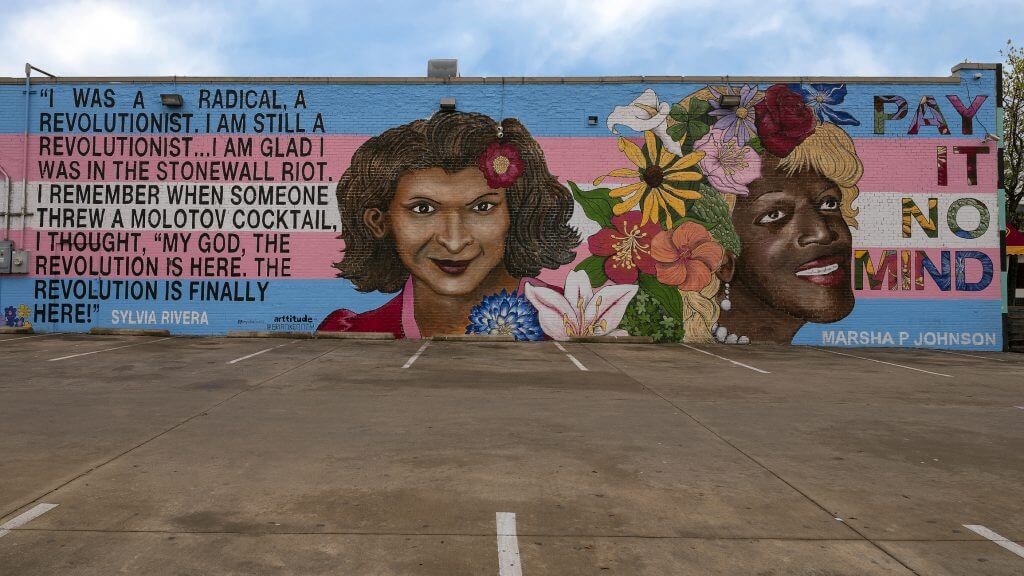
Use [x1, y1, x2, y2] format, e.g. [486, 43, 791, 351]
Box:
[465, 289, 543, 341]
[788, 83, 860, 126]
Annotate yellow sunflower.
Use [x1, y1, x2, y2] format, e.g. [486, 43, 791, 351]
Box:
[593, 130, 705, 228]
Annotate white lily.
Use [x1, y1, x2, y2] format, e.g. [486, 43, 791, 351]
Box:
[525, 271, 638, 341]
[607, 89, 682, 156]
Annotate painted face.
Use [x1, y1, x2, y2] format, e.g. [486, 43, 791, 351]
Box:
[385, 167, 510, 296]
[730, 157, 854, 323]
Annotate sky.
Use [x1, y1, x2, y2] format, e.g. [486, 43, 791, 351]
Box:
[0, 0, 1020, 78]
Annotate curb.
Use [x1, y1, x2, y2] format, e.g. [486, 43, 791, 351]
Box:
[0, 326, 34, 334]
[571, 335, 654, 344]
[314, 331, 395, 340]
[431, 334, 516, 342]
[227, 330, 314, 339]
[89, 328, 171, 337]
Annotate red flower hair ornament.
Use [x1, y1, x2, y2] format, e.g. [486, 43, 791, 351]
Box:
[754, 84, 817, 158]
[478, 142, 524, 189]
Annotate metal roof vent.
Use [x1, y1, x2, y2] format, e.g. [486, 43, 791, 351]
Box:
[427, 59, 458, 78]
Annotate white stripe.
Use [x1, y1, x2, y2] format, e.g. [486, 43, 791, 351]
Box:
[496, 512, 523, 576]
[0, 503, 58, 538]
[936, 349, 1006, 362]
[681, 344, 770, 374]
[553, 341, 588, 371]
[850, 192, 999, 248]
[402, 341, 430, 369]
[47, 337, 172, 362]
[226, 341, 293, 364]
[963, 525, 1024, 559]
[0, 333, 63, 343]
[810, 347, 953, 377]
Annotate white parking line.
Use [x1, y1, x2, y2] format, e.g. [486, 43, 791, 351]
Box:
[936, 349, 1006, 362]
[48, 337, 173, 362]
[810, 347, 952, 378]
[681, 344, 769, 374]
[496, 512, 523, 576]
[0, 503, 58, 538]
[227, 341, 294, 364]
[0, 333, 63, 343]
[553, 341, 588, 371]
[402, 341, 430, 369]
[964, 525, 1024, 559]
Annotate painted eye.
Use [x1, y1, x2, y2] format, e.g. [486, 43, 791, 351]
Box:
[473, 201, 497, 213]
[410, 203, 436, 215]
[757, 210, 786, 224]
[820, 197, 840, 211]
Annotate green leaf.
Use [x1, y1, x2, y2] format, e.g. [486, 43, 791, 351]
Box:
[746, 136, 765, 154]
[666, 122, 687, 142]
[568, 181, 616, 229]
[689, 183, 741, 255]
[688, 98, 711, 117]
[669, 103, 687, 122]
[638, 273, 683, 319]
[686, 121, 710, 144]
[574, 255, 609, 288]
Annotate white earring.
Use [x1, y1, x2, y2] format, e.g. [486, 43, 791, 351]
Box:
[712, 282, 749, 345]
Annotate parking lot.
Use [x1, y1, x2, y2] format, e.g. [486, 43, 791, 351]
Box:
[0, 333, 1022, 575]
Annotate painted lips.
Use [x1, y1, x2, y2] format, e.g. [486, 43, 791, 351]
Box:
[794, 255, 848, 287]
[431, 259, 471, 275]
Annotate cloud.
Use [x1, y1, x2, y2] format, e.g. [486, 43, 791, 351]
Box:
[0, 0, 234, 76]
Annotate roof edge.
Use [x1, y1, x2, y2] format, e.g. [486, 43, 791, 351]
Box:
[0, 64, 999, 85]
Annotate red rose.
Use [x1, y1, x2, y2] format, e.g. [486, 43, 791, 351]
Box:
[754, 84, 816, 158]
[478, 142, 524, 189]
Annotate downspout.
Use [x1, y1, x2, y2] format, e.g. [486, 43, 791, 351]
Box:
[21, 63, 55, 247]
[22, 63, 30, 247]
[0, 163, 10, 239]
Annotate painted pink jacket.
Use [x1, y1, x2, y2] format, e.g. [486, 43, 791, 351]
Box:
[317, 276, 555, 339]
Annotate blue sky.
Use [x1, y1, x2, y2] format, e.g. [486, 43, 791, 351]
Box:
[0, 0, 1020, 78]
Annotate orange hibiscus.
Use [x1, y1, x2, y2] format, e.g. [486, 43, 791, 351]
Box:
[650, 221, 725, 291]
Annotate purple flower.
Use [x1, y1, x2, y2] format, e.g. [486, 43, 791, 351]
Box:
[787, 83, 861, 126]
[707, 84, 763, 147]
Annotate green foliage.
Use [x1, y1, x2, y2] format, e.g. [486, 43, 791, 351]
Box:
[689, 184, 741, 255]
[746, 136, 765, 155]
[574, 255, 608, 288]
[1003, 39, 1024, 228]
[568, 181, 617, 228]
[638, 272, 682, 319]
[619, 290, 685, 343]
[668, 99, 712, 145]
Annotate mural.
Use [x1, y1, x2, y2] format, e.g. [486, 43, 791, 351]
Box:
[0, 66, 1004, 349]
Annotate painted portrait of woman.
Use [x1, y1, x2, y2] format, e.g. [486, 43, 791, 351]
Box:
[599, 83, 864, 344]
[688, 84, 864, 343]
[318, 111, 580, 339]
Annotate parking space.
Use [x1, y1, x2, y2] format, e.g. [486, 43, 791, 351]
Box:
[1, 335, 1022, 574]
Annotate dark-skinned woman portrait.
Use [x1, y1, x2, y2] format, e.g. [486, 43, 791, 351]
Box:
[687, 84, 864, 344]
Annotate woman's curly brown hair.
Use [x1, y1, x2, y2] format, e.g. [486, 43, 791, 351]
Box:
[334, 111, 580, 293]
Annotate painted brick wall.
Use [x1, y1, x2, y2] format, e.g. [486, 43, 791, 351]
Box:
[0, 65, 1005, 349]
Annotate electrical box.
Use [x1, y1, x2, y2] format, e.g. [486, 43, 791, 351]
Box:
[0, 240, 11, 273]
[11, 250, 28, 273]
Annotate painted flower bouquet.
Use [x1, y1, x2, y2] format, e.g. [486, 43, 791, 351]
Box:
[562, 82, 858, 342]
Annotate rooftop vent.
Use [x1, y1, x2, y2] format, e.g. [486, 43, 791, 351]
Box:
[427, 59, 458, 78]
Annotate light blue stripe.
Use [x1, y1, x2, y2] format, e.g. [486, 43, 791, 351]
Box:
[793, 299, 1003, 350]
[0, 278, 391, 335]
[0, 70, 998, 137]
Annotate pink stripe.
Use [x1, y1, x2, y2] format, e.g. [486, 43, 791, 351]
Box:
[852, 247, 1000, 299]
[21, 228, 344, 279]
[0, 135, 998, 193]
[854, 139, 997, 193]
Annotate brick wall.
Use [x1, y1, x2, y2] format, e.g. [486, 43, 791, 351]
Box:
[0, 65, 1005, 349]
